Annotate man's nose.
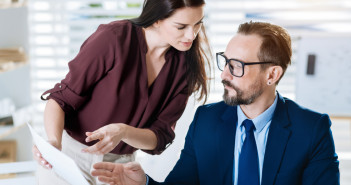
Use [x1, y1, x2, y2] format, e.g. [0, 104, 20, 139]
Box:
[221, 64, 233, 81]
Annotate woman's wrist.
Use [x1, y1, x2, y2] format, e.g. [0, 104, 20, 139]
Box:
[117, 124, 157, 150]
[118, 123, 131, 141]
[47, 139, 62, 150]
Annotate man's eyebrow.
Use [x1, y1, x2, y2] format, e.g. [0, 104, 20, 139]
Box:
[174, 17, 204, 26]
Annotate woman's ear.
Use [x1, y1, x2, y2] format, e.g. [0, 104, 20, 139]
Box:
[153, 20, 161, 28]
[266, 66, 283, 85]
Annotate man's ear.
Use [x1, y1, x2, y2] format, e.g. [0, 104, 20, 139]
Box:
[266, 66, 283, 85]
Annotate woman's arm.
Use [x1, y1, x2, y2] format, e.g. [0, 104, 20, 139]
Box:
[32, 99, 65, 169]
[123, 126, 157, 150]
[44, 99, 65, 148]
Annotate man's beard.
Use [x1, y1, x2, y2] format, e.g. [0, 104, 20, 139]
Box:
[222, 79, 264, 106]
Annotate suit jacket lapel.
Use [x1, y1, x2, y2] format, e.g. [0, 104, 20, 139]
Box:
[217, 105, 237, 185]
[262, 93, 291, 185]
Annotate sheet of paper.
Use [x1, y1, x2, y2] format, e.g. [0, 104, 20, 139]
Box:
[27, 123, 90, 185]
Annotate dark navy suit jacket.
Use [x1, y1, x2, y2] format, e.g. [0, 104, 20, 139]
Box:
[150, 93, 340, 185]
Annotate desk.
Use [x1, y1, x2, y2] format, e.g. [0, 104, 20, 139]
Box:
[330, 116, 351, 122]
[0, 161, 36, 185]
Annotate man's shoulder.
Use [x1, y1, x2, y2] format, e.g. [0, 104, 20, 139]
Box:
[281, 96, 330, 127]
[192, 101, 235, 124]
[189, 101, 233, 140]
[197, 101, 230, 114]
[283, 97, 325, 117]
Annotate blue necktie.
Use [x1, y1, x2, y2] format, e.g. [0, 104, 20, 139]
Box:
[238, 119, 260, 185]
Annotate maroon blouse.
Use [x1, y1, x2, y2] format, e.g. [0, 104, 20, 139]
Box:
[41, 20, 189, 155]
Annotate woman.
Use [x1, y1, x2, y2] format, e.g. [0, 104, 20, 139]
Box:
[32, 0, 211, 184]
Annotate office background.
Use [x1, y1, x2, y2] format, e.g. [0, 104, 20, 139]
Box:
[0, 0, 350, 184]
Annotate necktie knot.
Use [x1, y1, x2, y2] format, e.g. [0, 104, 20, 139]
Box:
[242, 119, 255, 133]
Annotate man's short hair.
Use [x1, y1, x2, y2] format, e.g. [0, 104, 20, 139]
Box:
[238, 21, 292, 84]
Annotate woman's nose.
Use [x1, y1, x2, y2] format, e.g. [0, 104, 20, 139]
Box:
[185, 27, 196, 40]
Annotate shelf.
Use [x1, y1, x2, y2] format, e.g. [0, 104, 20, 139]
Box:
[0, 61, 27, 73]
[0, 2, 27, 9]
[0, 123, 26, 140]
[0, 47, 28, 73]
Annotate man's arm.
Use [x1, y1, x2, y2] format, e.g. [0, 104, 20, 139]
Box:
[302, 114, 340, 185]
[92, 162, 147, 185]
[91, 107, 203, 185]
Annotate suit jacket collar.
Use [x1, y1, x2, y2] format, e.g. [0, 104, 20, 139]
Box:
[218, 105, 237, 184]
[261, 92, 292, 185]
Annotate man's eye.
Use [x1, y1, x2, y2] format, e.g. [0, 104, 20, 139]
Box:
[177, 26, 185, 30]
[234, 64, 242, 68]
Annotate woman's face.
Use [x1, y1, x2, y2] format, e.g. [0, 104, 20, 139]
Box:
[155, 5, 204, 51]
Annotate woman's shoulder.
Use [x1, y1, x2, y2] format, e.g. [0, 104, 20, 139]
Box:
[97, 20, 138, 35]
[97, 20, 138, 38]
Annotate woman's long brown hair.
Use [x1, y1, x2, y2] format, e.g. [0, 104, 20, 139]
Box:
[130, 0, 212, 103]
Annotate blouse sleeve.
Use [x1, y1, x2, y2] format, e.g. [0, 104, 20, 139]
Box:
[143, 87, 189, 155]
[41, 25, 117, 113]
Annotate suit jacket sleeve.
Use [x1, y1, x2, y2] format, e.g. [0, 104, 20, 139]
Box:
[302, 114, 340, 185]
[149, 106, 202, 185]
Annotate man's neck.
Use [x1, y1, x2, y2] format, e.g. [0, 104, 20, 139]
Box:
[239, 90, 276, 119]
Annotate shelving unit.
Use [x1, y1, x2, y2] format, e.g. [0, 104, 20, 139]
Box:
[0, 3, 30, 108]
[0, 2, 35, 184]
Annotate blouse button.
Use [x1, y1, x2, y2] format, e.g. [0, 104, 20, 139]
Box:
[59, 85, 62, 88]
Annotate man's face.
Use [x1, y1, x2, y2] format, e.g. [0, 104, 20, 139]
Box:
[220, 34, 266, 106]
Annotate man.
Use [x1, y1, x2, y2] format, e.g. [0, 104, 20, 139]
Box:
[90, 21, 340, 185]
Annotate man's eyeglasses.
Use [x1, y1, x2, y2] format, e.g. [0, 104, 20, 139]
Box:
[216, 52, 274, 77]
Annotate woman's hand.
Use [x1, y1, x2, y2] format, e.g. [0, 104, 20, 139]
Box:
[82, 123, 129, 155]
[91, 162, 146, 185]
[32, 140, 62, 169]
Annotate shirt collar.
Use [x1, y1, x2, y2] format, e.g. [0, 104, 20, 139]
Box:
[237, 94, 278, 133]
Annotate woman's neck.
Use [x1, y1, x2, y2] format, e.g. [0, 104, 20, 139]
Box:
[143, 27, 170, 58]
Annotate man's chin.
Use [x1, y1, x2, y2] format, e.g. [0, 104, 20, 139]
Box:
[223, 94, 238, 106]
[224, 88, 237, 96]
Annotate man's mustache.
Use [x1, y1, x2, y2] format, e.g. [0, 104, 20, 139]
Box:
[222, 80, 235, 89]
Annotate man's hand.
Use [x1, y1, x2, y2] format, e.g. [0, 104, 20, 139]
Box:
[91, 162, 147, 185]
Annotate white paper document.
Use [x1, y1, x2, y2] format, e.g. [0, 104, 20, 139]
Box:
[27, 123, 90, 185]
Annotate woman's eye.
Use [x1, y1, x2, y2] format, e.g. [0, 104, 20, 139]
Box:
[177, 26, 185, 30]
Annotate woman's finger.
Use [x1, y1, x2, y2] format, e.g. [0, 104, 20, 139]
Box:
[98, 141, 117, 155]
[86, 131, 104, 142]
[82, 140, 106, 154]
[32, 145, 52, 169]
[32, 146, 41, 159]
[85, 132, 93, 136]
